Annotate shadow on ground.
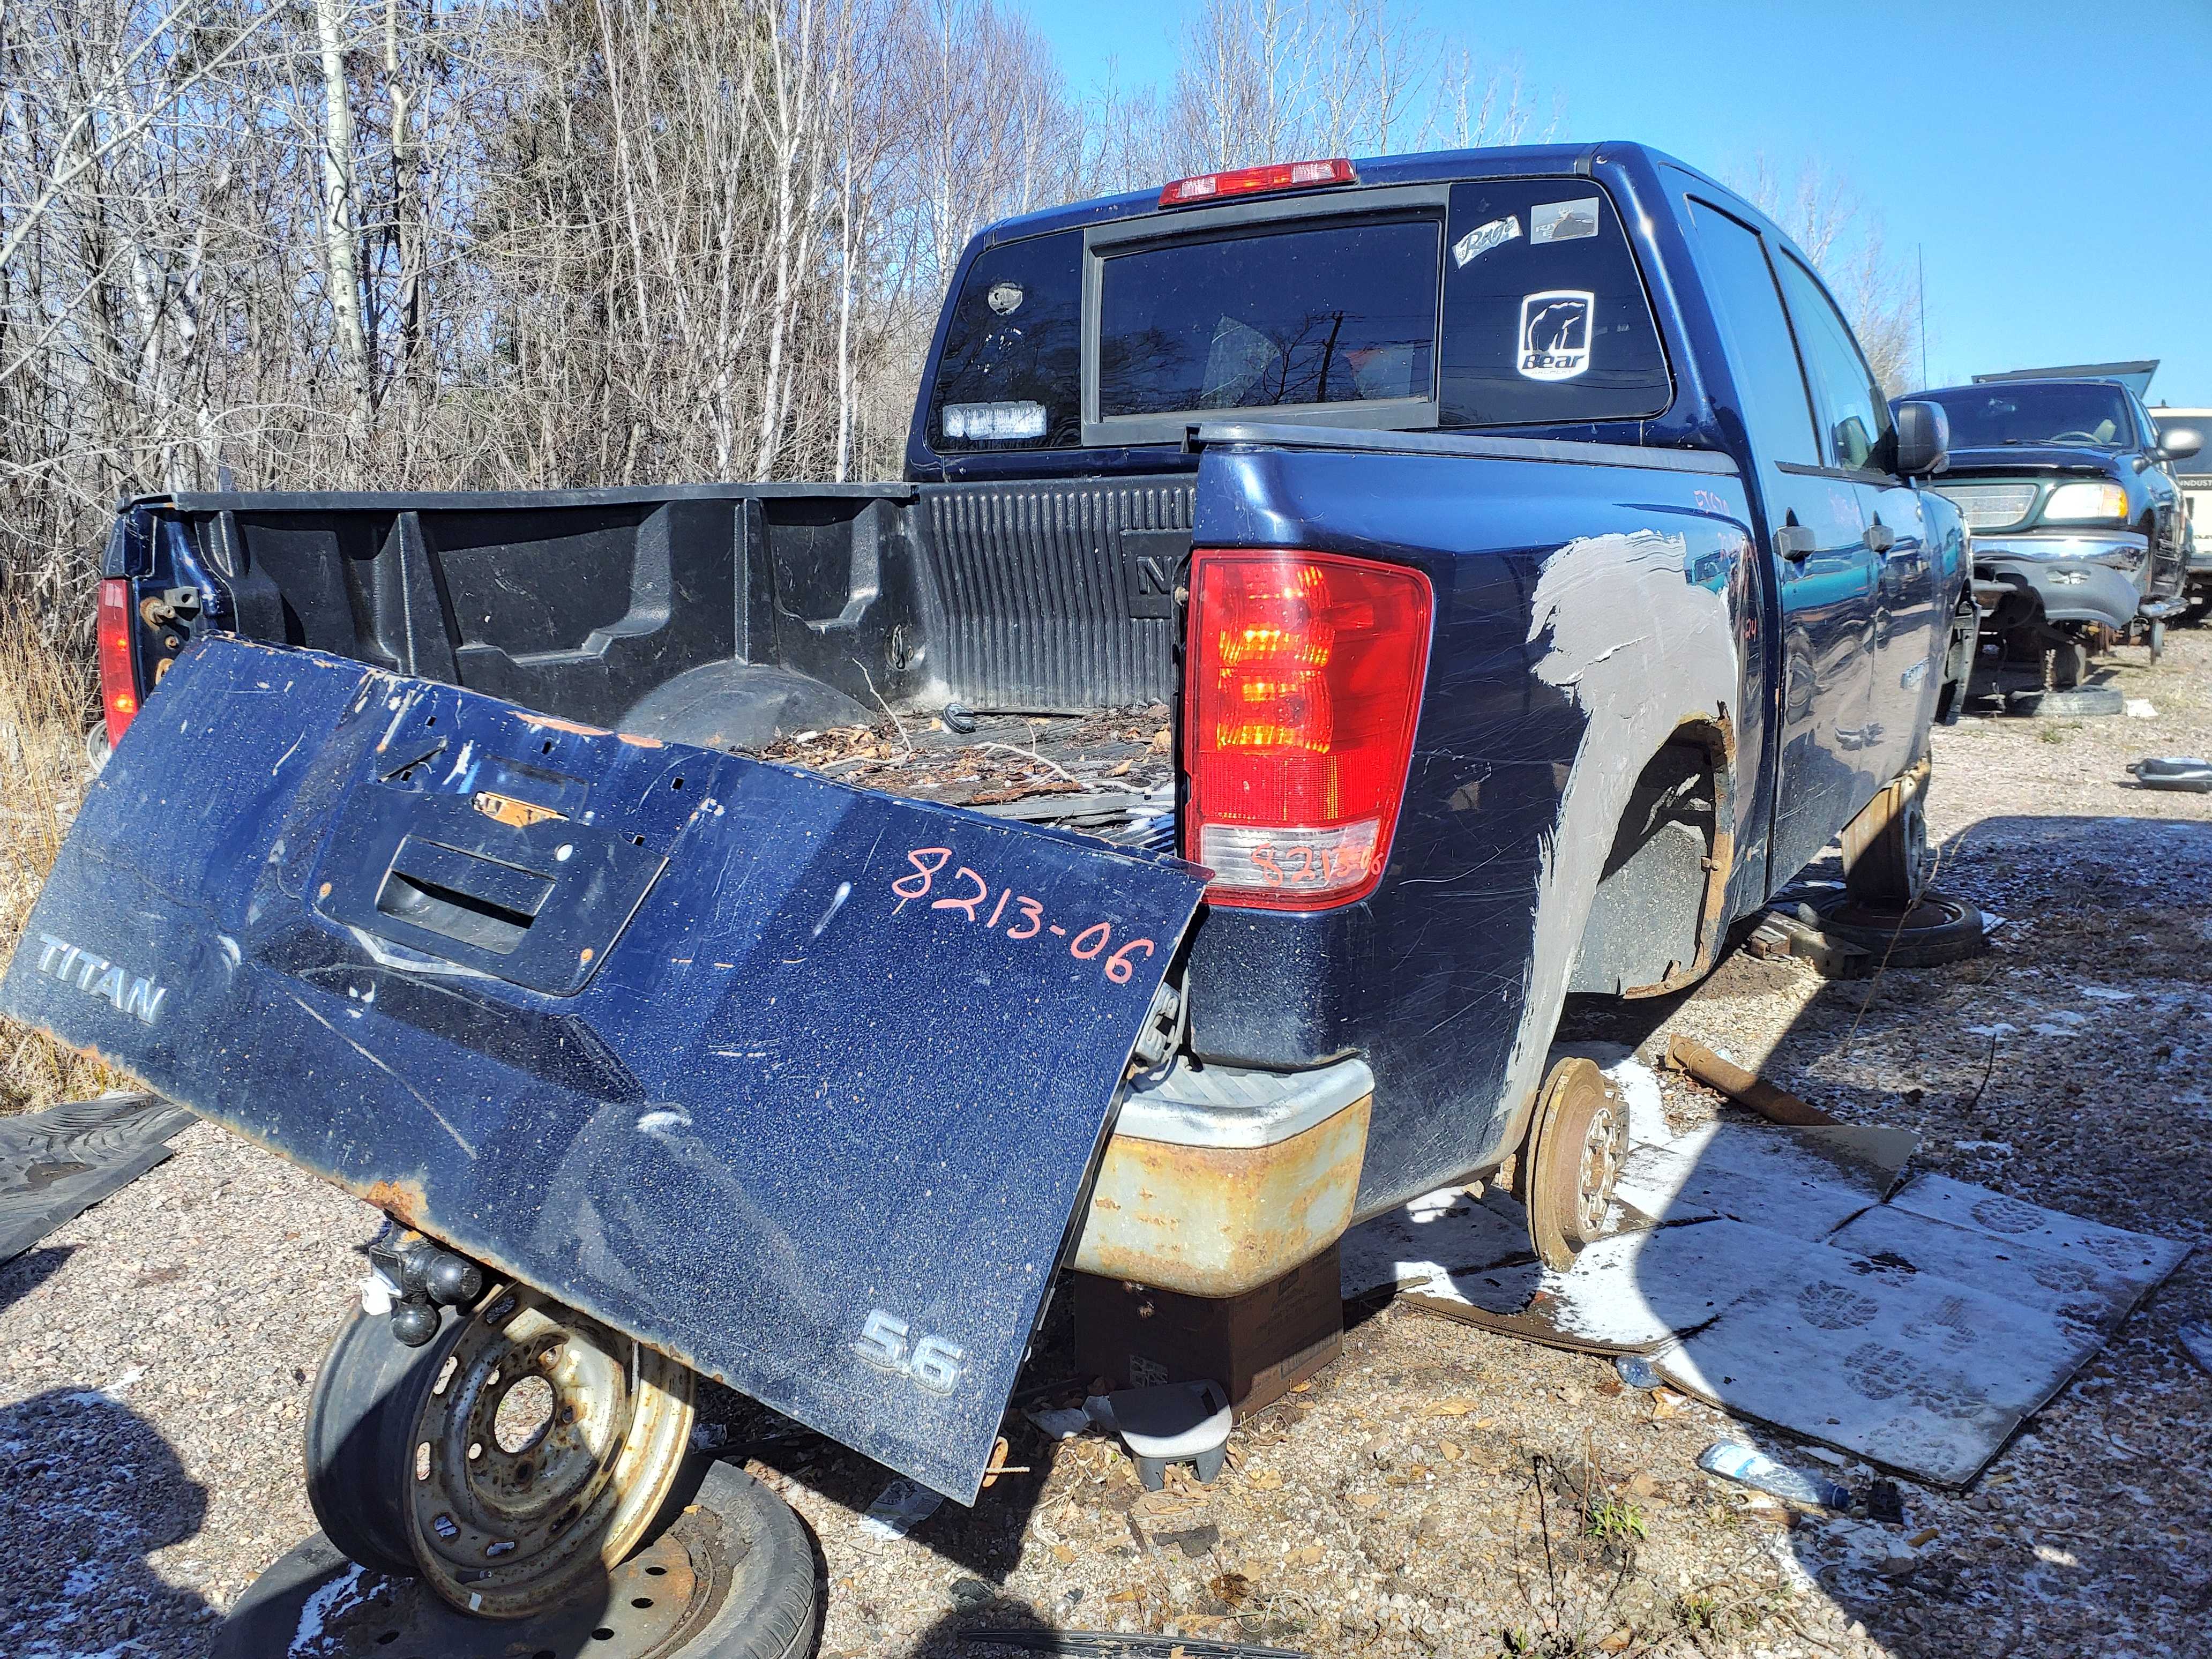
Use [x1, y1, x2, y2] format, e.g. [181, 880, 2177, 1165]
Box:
[0, 1387, 216, 1655]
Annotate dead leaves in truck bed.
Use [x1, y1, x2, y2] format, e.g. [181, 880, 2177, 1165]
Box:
[744, 706, 1177, 844]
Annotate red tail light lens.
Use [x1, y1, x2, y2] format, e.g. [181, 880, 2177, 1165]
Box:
[1184, 549, 1432, 909]
[1158, 158, 1357, 208]
[98, 578, 141, 747]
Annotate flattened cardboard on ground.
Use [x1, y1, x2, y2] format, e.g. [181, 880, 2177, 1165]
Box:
[1338, 1057, 2190, 1487]
[0, 1093, 196, 1264]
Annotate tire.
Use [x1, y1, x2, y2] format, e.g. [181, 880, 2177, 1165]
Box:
[213, 1460, 817, 1659]
[2149, 619, 2166, 663]
[1840, 766, 1929, 906]
[1809, 891, 1987, 969]
[303, 1303, 469, 1576]
[2051, 640, 2089, 688]
[2007, 685, 2124, 718]
[304, 1284, 697, 1621]
[674, 1461, 819, 1659]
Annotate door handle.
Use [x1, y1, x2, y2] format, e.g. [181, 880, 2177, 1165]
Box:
[1775, 525, 1818, 561]
[1863, 523, 1898, 554]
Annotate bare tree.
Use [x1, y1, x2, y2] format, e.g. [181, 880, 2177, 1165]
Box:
[1742, 155, 1923, 396]
[0, 0, 1561, 638]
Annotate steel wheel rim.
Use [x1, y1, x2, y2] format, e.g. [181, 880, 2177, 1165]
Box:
[1900, 790, 1929, 899]
[1572, 1094, 1628, 1239]
[403, 1286, 694, 1619]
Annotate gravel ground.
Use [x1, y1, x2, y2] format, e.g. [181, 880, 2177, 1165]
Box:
[3, 630, 2208, 1659]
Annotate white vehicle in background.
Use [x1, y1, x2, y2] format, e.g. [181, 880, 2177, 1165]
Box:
[2153, 406, 2212, 614]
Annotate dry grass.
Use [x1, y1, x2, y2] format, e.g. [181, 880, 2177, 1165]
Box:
[0, 611, 126, 1112]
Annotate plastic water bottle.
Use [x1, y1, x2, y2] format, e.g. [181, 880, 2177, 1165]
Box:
[1697, 1441, 1854, 1511]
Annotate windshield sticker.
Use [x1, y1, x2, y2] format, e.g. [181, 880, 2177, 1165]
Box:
[985, 280, 1024, 315]
[943, 400, 1047, 441]
[1452, 215, 1521, 267]
[1518, 290, 1594, 382]
[1530, 197, 1601, 245]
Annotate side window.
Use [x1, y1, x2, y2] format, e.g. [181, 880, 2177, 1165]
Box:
[1775, 254, 1890, 472]
[1438, 180, 1671, 428]
[2128, 394, 2159, 451]
[928, 231, 1082, 451]
[1679, 199, 1818, 466]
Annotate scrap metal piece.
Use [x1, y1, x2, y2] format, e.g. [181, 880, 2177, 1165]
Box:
[1662, 1036, 1839, 1127]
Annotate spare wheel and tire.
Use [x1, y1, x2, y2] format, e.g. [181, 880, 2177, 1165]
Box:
[283, 1282, 816, 1655]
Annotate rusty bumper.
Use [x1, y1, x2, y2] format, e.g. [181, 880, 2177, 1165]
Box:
[1072, 1057, 1373, 1297]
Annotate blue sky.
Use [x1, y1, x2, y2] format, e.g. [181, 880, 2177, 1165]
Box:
[1032, 0, 2212, 408]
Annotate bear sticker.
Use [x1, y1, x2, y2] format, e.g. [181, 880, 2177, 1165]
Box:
[1517, 289, 1594, 381]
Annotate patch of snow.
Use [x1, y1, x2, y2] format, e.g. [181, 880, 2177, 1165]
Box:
[288, 1563, 370, 1657]
[2078, 985, 2136, 1003]
[1963, 1022, 2017, 1038]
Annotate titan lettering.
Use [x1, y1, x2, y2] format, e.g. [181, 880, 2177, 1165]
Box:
[33, 932, 166, 1024]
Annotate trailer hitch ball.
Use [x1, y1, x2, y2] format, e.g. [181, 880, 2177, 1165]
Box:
[388, 1297, 442, 1348]
[422, 1251, 484, 1307]
[366, 1222, 488, 1347]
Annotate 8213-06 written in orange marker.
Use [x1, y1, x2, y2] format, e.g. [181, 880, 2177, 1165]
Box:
[890, 847, 1157, 984]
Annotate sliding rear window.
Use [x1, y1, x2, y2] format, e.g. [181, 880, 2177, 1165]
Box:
[923, 177, 1670, 455]
[1096, 219, 1440, 417]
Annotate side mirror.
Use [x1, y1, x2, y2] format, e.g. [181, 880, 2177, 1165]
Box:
[1892, 400, 1949, 477]
[2158, 426, 2203, 462]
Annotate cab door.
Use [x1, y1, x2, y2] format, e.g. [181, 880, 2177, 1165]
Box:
[1680, 197, 1878, 887]
[1772, 253, 1939, 773]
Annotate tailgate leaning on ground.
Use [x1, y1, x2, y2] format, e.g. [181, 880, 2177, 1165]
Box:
[0, 637, 1207, 1500]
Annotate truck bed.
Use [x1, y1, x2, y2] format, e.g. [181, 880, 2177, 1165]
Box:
[749, 705, 1177, 851]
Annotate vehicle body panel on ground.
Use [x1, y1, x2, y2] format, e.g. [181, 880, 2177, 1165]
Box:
[5, 639, 1205, 1500]
[19, 141, 1966, 1506]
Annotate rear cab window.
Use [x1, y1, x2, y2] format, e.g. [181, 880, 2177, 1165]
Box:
[923, 175, 1673, 457]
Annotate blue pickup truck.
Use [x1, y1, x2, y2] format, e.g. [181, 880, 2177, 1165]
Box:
[7, 141, 1966, 1634]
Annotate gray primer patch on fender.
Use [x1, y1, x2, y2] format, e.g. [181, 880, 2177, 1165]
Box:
[1501, 528, 1736, 1131]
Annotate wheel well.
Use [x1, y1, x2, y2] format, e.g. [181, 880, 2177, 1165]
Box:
[1567, 725, 1733, 998]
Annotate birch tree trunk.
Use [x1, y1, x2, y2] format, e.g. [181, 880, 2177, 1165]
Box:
[312, 0, 373, 454]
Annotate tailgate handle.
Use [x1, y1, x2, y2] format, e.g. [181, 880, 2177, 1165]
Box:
[376, 837, 553, 956]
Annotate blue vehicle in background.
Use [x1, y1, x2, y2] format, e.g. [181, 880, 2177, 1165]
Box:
[1912, 376, 2200, 683]
[5, 141, 1967, 1635]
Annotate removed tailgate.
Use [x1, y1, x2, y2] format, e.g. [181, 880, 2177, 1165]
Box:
[2, 638, 1204, 1499]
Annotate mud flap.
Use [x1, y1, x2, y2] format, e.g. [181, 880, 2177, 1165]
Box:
[0, 639, 1207, 1500]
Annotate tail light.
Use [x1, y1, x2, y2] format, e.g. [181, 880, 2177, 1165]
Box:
[98, 578, 141, 746]
[1183, 549, 1432, 909]
[1159, 158, 1357, 208]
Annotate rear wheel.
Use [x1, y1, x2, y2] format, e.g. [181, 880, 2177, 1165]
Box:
[305, 1283, 696, 1620]
[1840, 764, 1930, 906]
[1518, 1058, 1628, 1271]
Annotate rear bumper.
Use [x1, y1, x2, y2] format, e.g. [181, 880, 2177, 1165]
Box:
[1973, 531, 2148, 631]
[1072, 1056, 1372, 1297]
